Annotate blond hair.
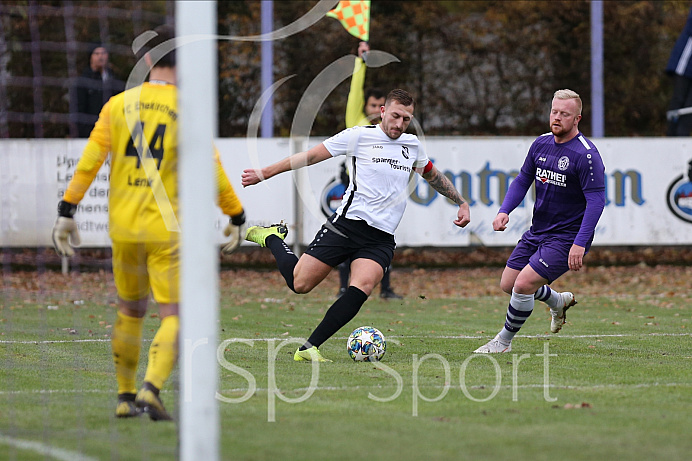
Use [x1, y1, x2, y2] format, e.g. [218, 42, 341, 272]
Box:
[553, 89, 582, 115]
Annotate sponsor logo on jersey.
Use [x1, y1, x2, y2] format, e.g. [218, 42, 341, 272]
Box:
[372, 145, 383, 149]
[538, 157, 547, 162]
[535, 167, 567, 187]
[372, 157, 412, 173]
[401, 145, 410, 159]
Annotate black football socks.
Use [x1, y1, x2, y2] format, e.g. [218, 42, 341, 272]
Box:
[265, 235, 298, 292]
[301, 286, 368, 350]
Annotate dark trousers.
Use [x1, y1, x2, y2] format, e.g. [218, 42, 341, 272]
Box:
[667, 74, 692, 136]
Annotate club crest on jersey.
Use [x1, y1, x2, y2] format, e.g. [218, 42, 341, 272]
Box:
[401, 145, 410, 159]
[558, 156, 570, 171]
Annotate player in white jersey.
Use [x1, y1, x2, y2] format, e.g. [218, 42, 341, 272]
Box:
[329, 122, 427, 233]
[241, 89, 471, 362]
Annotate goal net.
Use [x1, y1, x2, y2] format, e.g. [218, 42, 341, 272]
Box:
[0, 2, 206, 460]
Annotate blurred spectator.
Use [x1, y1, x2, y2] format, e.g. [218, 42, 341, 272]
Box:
[666, 7, 692, 136]
[74, 45, 124, 138]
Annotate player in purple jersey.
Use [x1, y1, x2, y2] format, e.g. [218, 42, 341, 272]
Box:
[475, 89, 606, 353]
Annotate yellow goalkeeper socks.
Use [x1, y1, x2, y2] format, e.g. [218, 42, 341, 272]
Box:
[111, 311, 144, 395]
[143, 315, 179, 391]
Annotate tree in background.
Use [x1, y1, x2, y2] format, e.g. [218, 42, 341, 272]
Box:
[0, 0, 172, 138]
[1, 0, 689, 138]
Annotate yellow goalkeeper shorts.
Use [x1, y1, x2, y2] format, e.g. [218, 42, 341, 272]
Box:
[112, 240, 179, 304]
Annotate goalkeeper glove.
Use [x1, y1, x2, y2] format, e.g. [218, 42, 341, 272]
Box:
[221, 210, 247, 255]
[52, 201, 81, 257]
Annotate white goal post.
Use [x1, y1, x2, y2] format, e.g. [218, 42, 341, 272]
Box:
[176, 2, 219, 461]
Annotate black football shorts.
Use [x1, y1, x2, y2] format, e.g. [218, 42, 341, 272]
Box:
[305, 214, 395, 271]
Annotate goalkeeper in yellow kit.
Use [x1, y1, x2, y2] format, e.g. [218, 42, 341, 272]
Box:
[51, 25, 245, 421]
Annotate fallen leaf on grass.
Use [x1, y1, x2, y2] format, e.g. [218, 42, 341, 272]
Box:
[563, 402, 592, 409]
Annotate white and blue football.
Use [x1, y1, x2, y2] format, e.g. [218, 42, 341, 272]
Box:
[347, 326, 386, 362]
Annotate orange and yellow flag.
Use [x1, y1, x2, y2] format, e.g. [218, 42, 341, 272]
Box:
[326, 1, 371, 42]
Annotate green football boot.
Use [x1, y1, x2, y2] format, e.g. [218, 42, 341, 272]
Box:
[245, 221, 288, 247]
[294, 346, 332, 363]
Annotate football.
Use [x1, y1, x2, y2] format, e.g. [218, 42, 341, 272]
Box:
[347, 326, 386, 362]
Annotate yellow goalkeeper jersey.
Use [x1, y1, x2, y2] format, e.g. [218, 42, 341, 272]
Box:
[64, 82, 243, 242]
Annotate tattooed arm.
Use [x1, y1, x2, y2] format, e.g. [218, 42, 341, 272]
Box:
[421, 164, 471, 228]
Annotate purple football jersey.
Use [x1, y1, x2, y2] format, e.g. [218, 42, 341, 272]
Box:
[500, 132, 606, 245]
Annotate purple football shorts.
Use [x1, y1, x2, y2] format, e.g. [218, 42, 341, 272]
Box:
[506, 230, 589, 283]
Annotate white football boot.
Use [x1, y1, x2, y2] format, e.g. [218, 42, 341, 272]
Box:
[550, 292, 577, 333]
[474, 334, 512, 354]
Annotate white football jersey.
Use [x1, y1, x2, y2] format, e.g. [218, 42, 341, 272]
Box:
[323, 124, 429, 234]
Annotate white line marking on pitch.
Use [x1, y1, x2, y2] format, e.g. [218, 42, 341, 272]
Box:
[0, 332, 689, 344]
[0, 433, 98, 461]
[0, 339, 143, 344]
[0, 389, 111, 395]
[209, 332, 692, 341]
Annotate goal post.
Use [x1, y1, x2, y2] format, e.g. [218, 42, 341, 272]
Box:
[176, 2, 219, 461]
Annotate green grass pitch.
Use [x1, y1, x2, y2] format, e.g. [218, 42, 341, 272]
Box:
[1, 267, 690, 461]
